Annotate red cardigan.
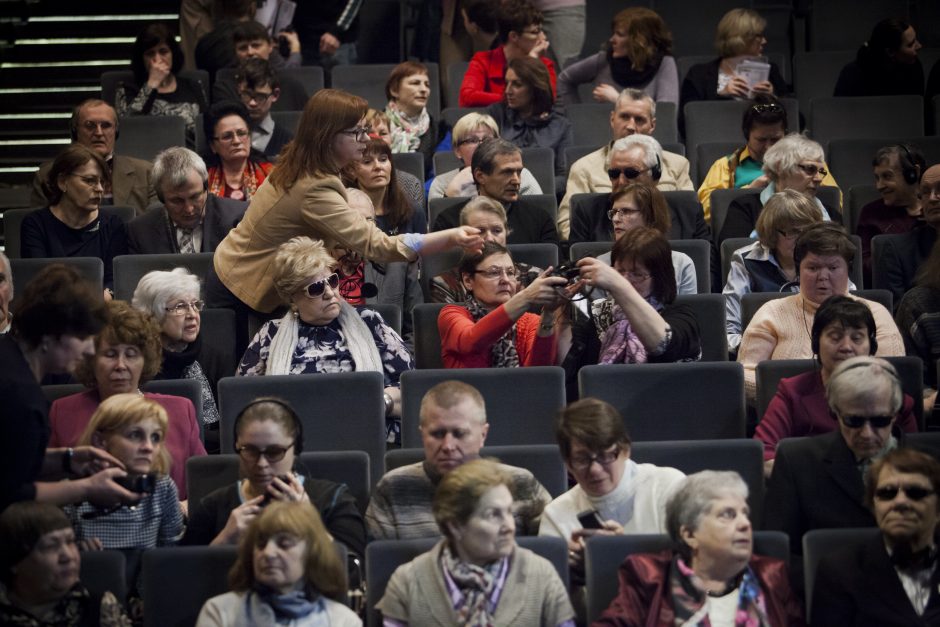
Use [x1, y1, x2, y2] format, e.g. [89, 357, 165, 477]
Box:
[459, 46, 558, 107]
[593, 551, 806, 627]
[438, 303, 556, 369]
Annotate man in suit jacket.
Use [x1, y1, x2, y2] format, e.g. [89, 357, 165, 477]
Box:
[30, 99, 155, 214]
[812, 447, 940, 626]
[127, 147, 246, 254]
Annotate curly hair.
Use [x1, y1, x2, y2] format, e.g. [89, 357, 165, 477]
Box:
[271, 236, 337, 303]
[73, 300, 163, 389]
[130, 23, 184, 85]
[611, 8, 673, 71]
[77, 393, 172, 476]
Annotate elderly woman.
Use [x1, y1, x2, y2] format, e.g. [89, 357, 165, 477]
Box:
[21, 144, 127, 298]
[724, 189, 824, 351]
[183, 397, 365, 562]
[558, 7, 677, 106]
[204, 101, 273, 201]
[377, 458, 575, 626]
[345, 138, 426, 235]
[835, 18, 924, 97]
[595, 470, 805, 625]
[49, 300, 206, 501]
[540, 398, 684, 579]
[439, 241, 568, 369]
[116, 23, 206, 147]
[0, 501, 129, 626]
[737, 222, 904, 401]
[428, 112, 541, 200]
[719, 133, 841, 242]
[756, 302, 918, 474]
[486, 56, 572, 195]
[384, 61, 440, 170]
[237, 236, 413, 443]
[578, 228, 702, 364]
[132, 268, 225, 446]
[196, 501, 360, 626]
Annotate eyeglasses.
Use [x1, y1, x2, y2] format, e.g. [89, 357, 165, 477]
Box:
[238, 90, 273, 104]
[607, 167, 649, 180]
[214, 129, 250, 143]
[750, 103, 782, 114]
[81, 120, 115, 132]
[235, 444, 291, 463]
[340, 127, 371, 141]
[302, 273, 340, 298]
[474, 266, 518, 280]
[569, 447, 620, 471]
[874, 484, 936, 502]
[70, 174, 105, 188]
[796, 163, 827, 178]
[164, 300, 205, 316]
[607, 207, 643, 220]
[457, 136, 491, 147]
[839, 414, 894, 429]
[623, 271, 651, 282]
[775, 227, 805, 239]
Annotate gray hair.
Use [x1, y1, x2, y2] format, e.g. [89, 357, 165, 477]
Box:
[131, 268, 201, 323]
[459, 196, 507, 226]
[826, 355, 903, 416]
[615, 87, 657, 120]
[761, 133, 825, 182]
[151, 146, 208, 200]
[666, 471, 749, 558]
[471, 137, 521, 176]
[608, 134, 663, 170]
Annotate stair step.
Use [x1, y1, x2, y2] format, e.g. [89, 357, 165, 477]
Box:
[13, 16, 176, 39]
[2, 62, 127, 87]
[1, 86, 101, 113]
[5, 41, 135, 62]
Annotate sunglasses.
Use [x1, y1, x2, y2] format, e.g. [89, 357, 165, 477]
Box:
[839, 414, 894, 429]
[874, 484, 935, 502]
[607, 167, 649, 180]
[302, 273, 340, 298]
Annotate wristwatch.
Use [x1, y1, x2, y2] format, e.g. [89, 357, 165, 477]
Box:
[384, 392, 394, 417]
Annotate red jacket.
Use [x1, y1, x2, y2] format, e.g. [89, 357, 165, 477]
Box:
[438, 303, 556, 369]
[459, 46, 557, 107]
[592, 551, 805, 627]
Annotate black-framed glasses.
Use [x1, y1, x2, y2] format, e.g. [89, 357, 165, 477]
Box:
[874, 484, 936, 502]
[457, 136, 491, 147]
[235, 444, 291, 463]
[839, 414, 894, 429]
[340, 127, 371, 141]
[607, 207, 643, 220]
[607, 167, 649, 180]
[302, 273, 340, 298]
[796, 163, 827, 178]
[238, 90, 273, 104]
[569, 447, 620, 471]
[214, 129, 250, 143]
[165, 300, 205, 316]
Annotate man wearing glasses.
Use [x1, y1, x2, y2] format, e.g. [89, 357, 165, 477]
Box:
[228, 58, 294, 161]
[812, 446, 940, 625]
[127, 146, 246, 254]
[30, 99, 155, 214]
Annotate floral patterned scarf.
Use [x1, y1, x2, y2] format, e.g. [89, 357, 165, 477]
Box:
[668, 555, 771, 627]
[385, 100, 430, 153]
[465, 296, 519, 368]
[207, 160, 273, 200]
[440, 543, 506, 627]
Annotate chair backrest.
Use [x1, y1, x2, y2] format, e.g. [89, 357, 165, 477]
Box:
[112, 252, 215, 302]
[269, 110, 302, 135]
[669, 238, 710, 294]
[871, 233, 903, 295]
[720, 237, 757, 285]
[332, 63, 441, 119]
[441, 106, 484, 129]
[654, 0, 749, 57]
[508, 242, 559, 270]
[694, 141, 741, 190]
[802, 527, 880, 623]
[792, 51, 856, 117]
[196, 308, 237, 379]
[520, 148, 555, 197]
[740, 291, 789, 332]
[520, 193, 558, 222]
[828, 137, 940, 191]
[579, 363, 746, 440]
[585, 531, 789, 624]
[846, 184, 880, 234]
[115, 116, 188, 162]
[569, 240, 611, 261]
[217, 372, 387, 486]
[142, 545, 238, 627]
[101, 70, 134, 106]
[565, 144, 600, 178]
[809, 0, 908, 51]
[386, 443, 568, 498]
[145, 378, 204, 441]
[410, 302, 446, 369]
[80, 550, 127, 604]
[11, 256, 103, 296]
[673, 293, 728, 361]
[711, 188, 759, 243]
[809, 96, 925, 147]
[432, 151, 461, 176]
[852, 288, 893, 315]
[391, 152, 425, 183]
[446, 61, 469, 108]
[399, 367, 567, 447]
[652, 101, 678, 145]
[277, 65, 325, 97]
[428, 196, 470, 228]
[567, 103, 614, 147]
[684, 99, 799, 154]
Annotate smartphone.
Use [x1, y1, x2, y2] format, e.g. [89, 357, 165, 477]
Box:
[260, 474, 293, 506]
[577, 509, 603, 530]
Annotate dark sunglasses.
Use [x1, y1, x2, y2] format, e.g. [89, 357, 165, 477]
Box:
[840, 414, 894, 429]
[302, 273, 340, 298]
[607, 167, 649, 180]
[874, 484, 936, 502]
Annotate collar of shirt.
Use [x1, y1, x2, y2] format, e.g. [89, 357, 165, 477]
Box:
[256, 114, 275, 136]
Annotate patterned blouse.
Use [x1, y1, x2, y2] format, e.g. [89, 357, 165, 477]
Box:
[0, 583, 130, 627]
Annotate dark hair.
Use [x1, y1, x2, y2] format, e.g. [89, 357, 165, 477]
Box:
[610, 227, 676, 304]
[233, 397, 302, 454]
[865, 447, 940, 510]
[497, 0, 542, 44]
[0, 502, 72, 586]
[11, 264, 109, 348]
[232, 20, 271, 45]
[458, 241, 511, 283]
[471, 137, 520, 177]
[506, 56, 554, 116]
[345, 138, 413, 231]
[742, 93, 788, 139]
[43, 144, 109, 206]
[73, 300, 163, 388]
[872, 144, 926, 179]
[464, 0, 500, 33]
[384, 61, 429, 102]
[867, 18, 913, 56]
[130, 23, 184, 85]
[609, 183, 671, 235]
[555, 398, 631, 461]
[794, 222, 857, 268]
[234, 57, 279, 91]
[810, 295, 876, 356]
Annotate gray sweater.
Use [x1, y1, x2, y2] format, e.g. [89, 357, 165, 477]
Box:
[557, 52, 679, 106]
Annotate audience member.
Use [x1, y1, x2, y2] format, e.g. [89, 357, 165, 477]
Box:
[858, 144, 926, 286]
[559, 88, 694, 239]
[579, 227, 702, 363]
[724, 190, 823, 351]
[21, 144, 127, 297]
[65, 394, 183, 550]
[292, 0, 362, 69]
[719, 134, 841, 241]
[486, 56, 573, 194]
[231, 19, 300, 70]
[595, 470, 804, 626]
[0, 253, 11, 334]
[30, 99, 155, 214]
[459, 0, 556, 107]
[196, 500, 360, 626]
[48, 300, 207, 501]
[432, 138, 560, 244]
[344, 138, 426, 235]
[203, 101, 273, 201]
[226, 59, 295, 160]
[384, 61, 440, 174]
[361, 108, 426, 209]
[127, 146, 246, 254]
[210, 40, 308, 113]
[756, 297, 918, 476]
[117, 23, 207, 148]
[0, 501, 130, 626]
[557, 7, 677, 106]
[812, 447, 940, 625]
[193, 0, 257, 80]
[366, 381, 551, 539]
[738, 223, 903, 400]
[532, 0, 584, 71]
[834, 18, 925, 97]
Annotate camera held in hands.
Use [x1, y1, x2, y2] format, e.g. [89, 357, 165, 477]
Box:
[115, 473, 157, 494]
[549, 263, 581, 285]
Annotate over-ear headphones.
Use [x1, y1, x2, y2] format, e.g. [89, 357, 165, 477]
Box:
[896, 143, 921, 186]
[232, 396, 304, 454]
[650, 151, 662, 181]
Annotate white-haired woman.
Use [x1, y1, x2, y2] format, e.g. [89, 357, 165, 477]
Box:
[719, 133, 840, 241]
[428, 112, 542, 200]
[595, 470, 805, 626]
[237, 236, 414, 444]
[132, 268, 224, 450]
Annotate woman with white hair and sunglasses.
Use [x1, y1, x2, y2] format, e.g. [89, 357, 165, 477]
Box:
[237, 236, 413, 444]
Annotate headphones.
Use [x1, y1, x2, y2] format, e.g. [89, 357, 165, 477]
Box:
[232, 396, 304, 454]
[896, 143, 921, 186]
[650, 151, 662, 182]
